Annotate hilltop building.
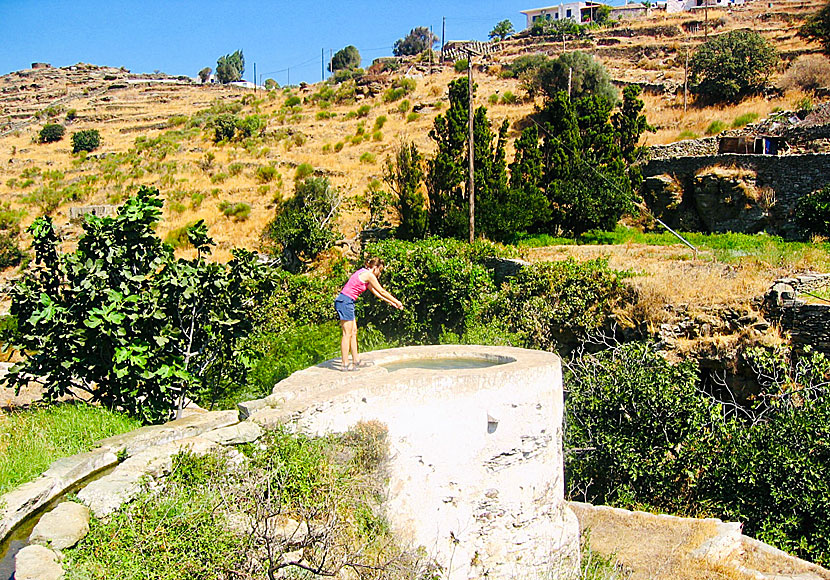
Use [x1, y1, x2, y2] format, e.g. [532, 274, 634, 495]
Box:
[520, 2, 608, 26]
[666, 0, 745, 13]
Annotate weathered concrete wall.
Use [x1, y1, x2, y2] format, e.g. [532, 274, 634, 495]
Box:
[641, 153, 830, 237]
[244, 345, 580, 580]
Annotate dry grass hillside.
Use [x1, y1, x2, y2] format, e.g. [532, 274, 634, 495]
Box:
[0, 0, 825, 262]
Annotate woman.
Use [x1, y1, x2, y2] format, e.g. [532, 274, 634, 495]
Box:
[334, 258, 402, 371]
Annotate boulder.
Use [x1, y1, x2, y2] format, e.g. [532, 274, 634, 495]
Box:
[29, 501, 90, 550]
[14, 544, 63, 580]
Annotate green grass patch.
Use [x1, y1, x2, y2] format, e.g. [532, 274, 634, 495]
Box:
[514, 226, 830, 269]
[0, 403, 140, 494]
[732, 112, 760, 128]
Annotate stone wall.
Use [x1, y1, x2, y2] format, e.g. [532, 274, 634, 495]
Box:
[763, 275, 830, 355]
[641, 153, 830, 237]
[649, 137, 719, 159]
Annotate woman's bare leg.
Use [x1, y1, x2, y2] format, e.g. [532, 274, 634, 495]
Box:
[350, 324, 359, 365]
[340, 320, 353, 368]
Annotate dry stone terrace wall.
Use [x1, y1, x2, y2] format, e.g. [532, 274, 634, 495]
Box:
[641, 153, 830, 237]
[764, 274, 830, 355]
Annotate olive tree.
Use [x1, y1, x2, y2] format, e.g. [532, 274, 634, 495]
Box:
[690, 30, 778, 102]
[329, 45, 361, 72]
[216, 50, 245, 84]
[393, 27, 438, 56]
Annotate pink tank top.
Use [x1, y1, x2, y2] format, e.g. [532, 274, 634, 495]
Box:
[340, 268, 369, 300]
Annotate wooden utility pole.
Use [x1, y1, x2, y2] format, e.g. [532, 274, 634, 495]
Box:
[704, 0, 709, 38]
[253, 62, 256, 93]
[684, 43, 689, 112]
[466, 48, 475, 243]
[322, 48, 325, 81]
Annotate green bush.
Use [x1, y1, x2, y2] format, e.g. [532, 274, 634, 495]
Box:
[705, 120, 727, 135]
[690, 30, 778, 102]
[796, 184, 830, 236]
[227, 162, 244, 176]
[454, 59, 469, 73]
[218, 201, 251, 220]
[295, 163, 314, 181]
[374, 116, 387, 130]
[285, 95, 301, 107]
[732, 112, 760, 128]
[71, 129, 101, 153]
[356, 104, 371, 117]
[38, 123, 65, 143]
[360, 238, 508, 343]
[488, 258, 629, 350]
[406, 112, 419, 123]
[359, 152, 376, 164]
[500, 91, 518, 104]
[256, 165, 279, 183]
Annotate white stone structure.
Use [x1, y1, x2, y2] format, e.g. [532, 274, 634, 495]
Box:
[521, 2, 608, 26]
[666, 0, 745, 13]
[242, 345, 581, 580]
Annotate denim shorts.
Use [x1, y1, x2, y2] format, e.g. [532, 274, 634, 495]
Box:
[334, 293, 356, 321]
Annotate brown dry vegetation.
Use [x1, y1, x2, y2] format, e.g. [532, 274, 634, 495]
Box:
[0, 0, 824, 263]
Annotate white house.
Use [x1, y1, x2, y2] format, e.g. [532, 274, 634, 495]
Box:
[520, 2, 608, 27]
[666, 0, 745, 13]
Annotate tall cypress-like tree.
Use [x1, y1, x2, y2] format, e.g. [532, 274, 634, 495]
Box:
[427, 79, 470, 238]
[507, 124, 551, 234]
[384, 142, 428, 240]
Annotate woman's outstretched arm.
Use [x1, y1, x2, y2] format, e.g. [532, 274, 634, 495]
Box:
[366, 273, 403, 309]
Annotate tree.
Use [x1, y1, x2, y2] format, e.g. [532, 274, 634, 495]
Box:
[427, 79, 471, 238]
[489, 19, 515, 41]
[384, 142, 428, 240]
[537, 51, 618, 103]
[38, 123, 65, 143]
[690, 30, 778, 102]
[4, 187, 267, 423]
[71, 129, 100, 153]
[216, 50, 245, 84]
[265, 177, 342, 272]
[393, 27, 438, 56]
[329, 45, 361, 72]
[198, 67, 212, 83]
[800, 0, 830, 55]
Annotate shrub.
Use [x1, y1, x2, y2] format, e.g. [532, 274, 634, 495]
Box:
[356, 104, 371, 118]
[537, 51, 617, 103]
[501, 91, 518, 104]
[38, 123, 65, 143]
[71, 129, 100, 153]
[488, 258, 629, 350]
[65, 109, 77, 122]
[208, 113, 237, 142]
[406, 112, 419, 123]
[264, 177, 341, 272]
[705, 120, 727, 135]
[236, 114, 266, 138]
[295, 163, 314, 181]
[210, 172, 228, 184]
[778, 54, 830, 92]
[690, 30, 778, 102]
[488, 93, 499, 105]
[360, 238, 508, 343]
[285, 95, 301, 107]
[219, 201, 251, 220]
[228, 162, 244, 176]
[397, 99, 410, 114]
[796, 184, 830, 236]
[678, 129, 700, 140]
[504, 54, 549, 79]
[316, 111, 335, 120]
[359, 152, 376, 164]
[374, 115, 387, 130]
[454, 59, 469, 73]
[372, 130, 383, 141]
[334, 141, 344, 152]
[732, 112, 759, 128]
[256, 165, 279, 183]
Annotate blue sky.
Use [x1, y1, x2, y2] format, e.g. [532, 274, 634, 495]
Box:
[0, 0, 576, 85]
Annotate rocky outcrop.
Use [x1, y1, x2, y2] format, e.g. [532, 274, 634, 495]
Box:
[14, 545, 64, 580]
